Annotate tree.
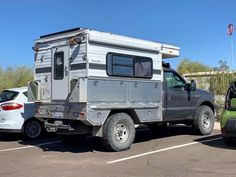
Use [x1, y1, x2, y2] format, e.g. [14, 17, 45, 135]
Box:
[0, 66, 33, 91]
[213, 60, 229, 71]
[177, 59, 211, 75]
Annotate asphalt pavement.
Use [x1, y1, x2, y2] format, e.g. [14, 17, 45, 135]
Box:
[0, 125, 235, 177]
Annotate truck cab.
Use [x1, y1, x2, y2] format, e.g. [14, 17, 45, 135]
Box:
[163, 66, 214, 129]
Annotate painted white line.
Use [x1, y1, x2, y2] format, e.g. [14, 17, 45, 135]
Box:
[107, 137, 222, 164]
[0, 140, 61, 152]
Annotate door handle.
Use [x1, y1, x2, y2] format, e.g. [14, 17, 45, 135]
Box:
[166, 93, 171, 100]
[65, 66, 68, 76]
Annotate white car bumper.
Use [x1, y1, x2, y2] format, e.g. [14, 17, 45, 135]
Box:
[0, 110, 24, 132]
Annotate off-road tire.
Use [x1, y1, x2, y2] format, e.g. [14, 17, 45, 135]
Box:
[103, 113, 135, 152]
[194, 105, 214, 135]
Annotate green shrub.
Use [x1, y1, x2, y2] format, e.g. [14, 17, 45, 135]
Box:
[0, 66, 33, 91]
[209, 72, 236, 95]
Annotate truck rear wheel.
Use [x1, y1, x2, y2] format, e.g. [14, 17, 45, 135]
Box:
[194, 105, 214, 135]
[102, 113, 135, 152]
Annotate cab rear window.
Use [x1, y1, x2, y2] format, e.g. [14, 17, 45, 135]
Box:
[0, 90, 19, 103]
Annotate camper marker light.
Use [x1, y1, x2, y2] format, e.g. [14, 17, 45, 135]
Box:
[32, 45, 39, 51]
[68, 37, 80, 45]
[68, 35, 84, 45]
[1, 103, 23, 111]
[79, 112, 86, 118]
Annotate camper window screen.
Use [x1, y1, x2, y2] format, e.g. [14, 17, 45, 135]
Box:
[107, 53, 152, 78]
[54, 51, 64, 80]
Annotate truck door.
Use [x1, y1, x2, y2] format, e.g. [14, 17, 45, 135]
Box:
[52, 46, 69, 100]
[163, 71, 195, 120]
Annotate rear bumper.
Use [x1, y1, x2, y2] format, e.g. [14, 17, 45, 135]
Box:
[35, 102, 87, 120]
[0, 111, 25, 130]
[222, 118, 236, 137]
[0, 122, 23, 131]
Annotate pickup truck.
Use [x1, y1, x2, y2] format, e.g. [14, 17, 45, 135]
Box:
[28, 28, 215, 151]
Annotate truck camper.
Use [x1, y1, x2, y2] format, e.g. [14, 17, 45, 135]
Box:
[29, 28, 215, 151]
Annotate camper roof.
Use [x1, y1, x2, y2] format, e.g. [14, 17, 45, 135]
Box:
[40, 27, 85, 39]
[37, 27, 179, 58]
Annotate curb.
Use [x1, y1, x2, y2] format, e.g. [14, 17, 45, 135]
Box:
[214, 121, 221, 131]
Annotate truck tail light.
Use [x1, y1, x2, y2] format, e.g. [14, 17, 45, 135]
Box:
[79, 112, 86, 118]
[1, 103, 23, 111]
[221, 128, 226, 135]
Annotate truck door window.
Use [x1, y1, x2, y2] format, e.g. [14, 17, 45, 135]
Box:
[164, 71, 185, 89]
[54, 51, 64, 80]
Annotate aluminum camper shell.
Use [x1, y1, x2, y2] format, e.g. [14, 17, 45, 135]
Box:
[29, 28, 179, 128]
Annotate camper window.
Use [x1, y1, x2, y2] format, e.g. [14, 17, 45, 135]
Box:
[134, 57, 152, 77]
[106, 53, 152, 78]
[54, 51, 64, 80]
[112, 55, 133, 77]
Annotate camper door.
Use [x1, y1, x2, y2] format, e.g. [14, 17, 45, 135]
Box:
[52, 46, 69, 100]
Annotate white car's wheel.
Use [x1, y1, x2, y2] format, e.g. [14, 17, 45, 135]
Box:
[24, 119, 43, 139]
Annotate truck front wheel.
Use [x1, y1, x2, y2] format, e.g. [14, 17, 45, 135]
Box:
[102, 113, 135, 152]
[194, 105, 214, 135]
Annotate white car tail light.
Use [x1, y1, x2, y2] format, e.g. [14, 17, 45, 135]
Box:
[1, 103, 23, 111]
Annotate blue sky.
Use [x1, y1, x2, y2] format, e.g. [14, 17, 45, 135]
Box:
[0, 0, 235, 70]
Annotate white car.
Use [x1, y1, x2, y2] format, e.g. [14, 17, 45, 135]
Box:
[0, 87, 44, 139]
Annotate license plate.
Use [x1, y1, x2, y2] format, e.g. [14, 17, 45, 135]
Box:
[52, 112, 63, 119]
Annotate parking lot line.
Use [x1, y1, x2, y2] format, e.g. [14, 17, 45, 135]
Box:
[107, 137, 222, 164]
[0, 140, 61, 153]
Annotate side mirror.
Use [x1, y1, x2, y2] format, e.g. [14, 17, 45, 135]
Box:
[230, 98, 236, 109]
[185, 80, 196, 91]
[190, 80, 197, 91]
[184, 83, 191, 91]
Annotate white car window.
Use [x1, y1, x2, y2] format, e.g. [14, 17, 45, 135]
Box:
[23, 91, 28, 98]
[0, 90, 19, 103]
